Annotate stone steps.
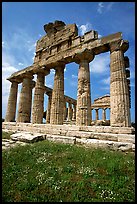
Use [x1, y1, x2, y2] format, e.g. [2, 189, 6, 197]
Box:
[2, 122, 135, 152]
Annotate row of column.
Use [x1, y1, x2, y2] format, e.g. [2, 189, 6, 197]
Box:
[92, 108, 110, 121]
[5, 42, 131, 127]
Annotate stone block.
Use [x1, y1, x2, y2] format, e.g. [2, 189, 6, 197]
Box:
[10, 132, 46, 143]
[46, 135, 76, 144]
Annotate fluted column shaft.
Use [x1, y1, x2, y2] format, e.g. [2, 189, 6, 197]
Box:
[5, 81, 18, 122]
[76, 60, 91, 126]
[68, 102, 72, 121]
[72, 104, 76, 120]
[110, 41, 131, 127]
[32, 72, 45, 124]
[75, 50, 94, 126]
[95, 109, 99, 121]
[46, 94, 52, 123]
[102, 109, 106, 121]
[50, 64, 65, 124]
[17, 76, 33, 123]
[63, 102, 67, 121]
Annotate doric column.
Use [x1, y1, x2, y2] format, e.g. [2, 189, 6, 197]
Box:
[72, 104, 76, 120]
[63, 101, 67, 121]
[17, 75, 33, 123]
[102, 108, 106, 121]
[74, 50, 94, 126]
[50, 63, 65, 124]
[46, 93, 52, 124]
[95, 109, 99, 121]
[5, 80, 18, 122]
[68, 102, 72, 121]
[110, 40, 131, 127]
[32, 70, 49, 124]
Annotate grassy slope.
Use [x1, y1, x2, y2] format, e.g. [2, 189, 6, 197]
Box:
[2, 131, 135, 202]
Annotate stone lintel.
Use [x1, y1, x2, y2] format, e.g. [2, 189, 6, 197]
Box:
[7, 32, 123, 79]
[44, 86, 77, 105]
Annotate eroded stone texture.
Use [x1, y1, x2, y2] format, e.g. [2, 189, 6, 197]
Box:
[72, 104, 76, 120]
[5, 81, 18, 122]
[63, 102, 67, 120]
[50, 64, 65, 124]
[5, 21, 132, 129]
[68, 102, 73, 121]
[46, 94, 52, 123]
[32, 72, 46, 124]
[110, 40, 131, 127]
[102, 108, 106, 121]
[75, 50, 94, 126]
[17, 75, 33, 123]
[95, 109, 99, 121]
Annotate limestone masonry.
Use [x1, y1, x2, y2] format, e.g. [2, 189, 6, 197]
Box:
[3, 20, 134, 151]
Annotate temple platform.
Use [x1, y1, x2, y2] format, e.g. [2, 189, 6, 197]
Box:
[2, 122, 135, 152]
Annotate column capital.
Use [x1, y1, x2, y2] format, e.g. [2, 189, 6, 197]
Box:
[73, 49, 94, 64]
[34, 66, 50, 76]
[53, 61, 66, 69]
[109, 40, 129, 53]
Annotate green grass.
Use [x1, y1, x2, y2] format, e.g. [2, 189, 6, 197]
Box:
[2, 132, 135, 202]
[2, 131, 14, 139]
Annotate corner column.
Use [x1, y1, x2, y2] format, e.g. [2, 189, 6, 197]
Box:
[50, 63, 65, 124]
[17, 75, 33, 123]
[75, 50, 94, 126]
[110, 40, 131, 127]
[5, 80, 18, 122]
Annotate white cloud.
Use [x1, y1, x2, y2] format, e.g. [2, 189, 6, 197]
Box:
[102, 76, 110, 85]
[90, 53, 110, 74]
[18, 62, 24, 66]
[97, 2, 114, 14]
[100, 86, 110, 90]
[79, 22, 102, 39]
[72, 74, 77, 79]
[97, 2, 104, 14]
[79, 23, 92, 35]
[2, 41, 5, 47]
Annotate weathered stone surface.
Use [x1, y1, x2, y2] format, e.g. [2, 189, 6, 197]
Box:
[46, 94, 52, 123]
[10, 132, 46, 143]
[32, 72, 46, 124]
[5, 81, 18, 122]
[50, 64, 65, 124]
[110, 41, 131, 127]
[76, 51, 94, 126]
[4, 20, 133, 135]
[2, 139, 27, 150]
[46, 135, 76, 144]
[17, 76, 33, 123]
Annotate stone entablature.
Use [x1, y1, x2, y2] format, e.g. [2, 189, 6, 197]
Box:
[5, 20, 131, 127]
[91, 95, 110, 109]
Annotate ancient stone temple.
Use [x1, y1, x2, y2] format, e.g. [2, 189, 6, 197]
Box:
[4, 20, 131, 127]
[3, 20, 135, 152]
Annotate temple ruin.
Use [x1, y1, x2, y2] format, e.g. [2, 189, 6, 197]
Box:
[3, 20, 135, 152]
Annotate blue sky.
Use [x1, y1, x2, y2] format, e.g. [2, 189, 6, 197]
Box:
[2, 2, 135, 122]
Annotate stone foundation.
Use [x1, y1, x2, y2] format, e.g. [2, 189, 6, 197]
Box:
[2, 122, 135, 152]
